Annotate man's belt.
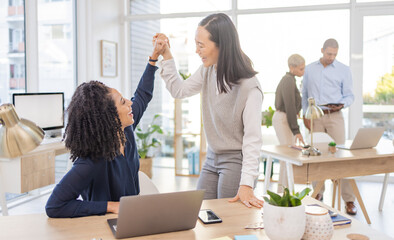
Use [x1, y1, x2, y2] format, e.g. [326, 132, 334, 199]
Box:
[322, 109, 341, 114]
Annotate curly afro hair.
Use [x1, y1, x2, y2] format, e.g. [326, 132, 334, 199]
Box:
[64, 81, 125, 162]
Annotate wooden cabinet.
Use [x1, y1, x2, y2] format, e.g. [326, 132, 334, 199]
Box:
[0, 141, 66, 194]
[21, 151, 56, 193]
[1, 151, 55, 194]
[0, 140, 68, 215]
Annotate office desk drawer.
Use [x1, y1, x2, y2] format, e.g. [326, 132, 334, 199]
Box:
[0, 151, 55, 193]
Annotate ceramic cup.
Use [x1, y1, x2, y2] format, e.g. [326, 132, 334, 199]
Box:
[303, 205, 334, 240]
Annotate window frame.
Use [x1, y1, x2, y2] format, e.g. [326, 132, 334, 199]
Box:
[24, 0, 77, 93]
[126, 0, 394, 139]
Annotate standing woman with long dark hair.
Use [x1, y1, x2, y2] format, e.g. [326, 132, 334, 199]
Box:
[156, 13, 264, 208]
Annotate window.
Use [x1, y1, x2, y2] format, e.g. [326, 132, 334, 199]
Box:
[130, 0, 230, 15]
[0, 0, 26, 104]
[51, 24, 65, 39]
[238, 10, 350, 111]
[9, 28, 24, 52]
[2, 0, 76, 204]
[362, 15, 394, 138]
[128, 0, 394, 167]
[0, 0, 76, 105]
[9, 63, 25, 89]
[357, 0, 394, 2]
[37, 0, 76, 101]
[238, 0, 349, 9]
[129, 16, 202, 163]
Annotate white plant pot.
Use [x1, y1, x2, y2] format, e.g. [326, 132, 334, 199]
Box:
[263, 203, 306, 240]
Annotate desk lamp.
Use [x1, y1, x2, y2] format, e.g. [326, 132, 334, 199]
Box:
[302, 97, 324, 156]
[0, 104, 44, 158]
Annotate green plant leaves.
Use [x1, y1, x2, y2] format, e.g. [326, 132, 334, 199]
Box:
[136, 132, 149, 140]
[289, 196, 301, 206]
[150, 125, 163, 134]
[261, 106, 275, 128]
[296, 187, 311, 200]
[280, 188, 290, 207]
[179, 72, 191, 80]
[328, 141, 336, 147]
[265, 187, 311, 207]
[136, 114, 164, 159]
[267, 190, 281, 205]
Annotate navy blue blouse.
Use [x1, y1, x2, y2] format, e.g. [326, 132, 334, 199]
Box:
[45, 63, 158, 218]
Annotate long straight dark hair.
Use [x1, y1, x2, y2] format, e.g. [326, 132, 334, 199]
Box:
[199, 13, 257, 94]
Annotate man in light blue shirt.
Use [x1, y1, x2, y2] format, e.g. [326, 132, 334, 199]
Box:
[302, 38, 357, 215]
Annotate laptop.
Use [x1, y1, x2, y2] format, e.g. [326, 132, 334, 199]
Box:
[107, 190, 205, 239]
[337, 127, 385, 150]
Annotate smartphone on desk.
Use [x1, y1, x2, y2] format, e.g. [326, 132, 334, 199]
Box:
[198, 209, 222, 224]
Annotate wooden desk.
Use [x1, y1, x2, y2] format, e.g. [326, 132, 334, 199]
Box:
[0, 197, 391, 240]
[261, 140, 394, 224]
[0, 140, 68, 216]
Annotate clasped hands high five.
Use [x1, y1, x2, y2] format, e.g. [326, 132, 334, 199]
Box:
[151, 33, 172, 61]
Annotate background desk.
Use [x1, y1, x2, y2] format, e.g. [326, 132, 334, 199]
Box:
[0, 140, 68, 216]
[0, 197, 391, 240]
[261, 140, 394, 224]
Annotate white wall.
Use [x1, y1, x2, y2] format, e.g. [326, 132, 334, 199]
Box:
[77, 0, 125, 93]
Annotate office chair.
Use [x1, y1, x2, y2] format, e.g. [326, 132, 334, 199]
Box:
[138, 171, 159, 195]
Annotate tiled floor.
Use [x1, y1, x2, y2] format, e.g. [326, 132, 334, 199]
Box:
[2, 162, 394, 239]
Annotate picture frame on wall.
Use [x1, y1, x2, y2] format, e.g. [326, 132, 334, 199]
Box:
[101, 40, 117, 77]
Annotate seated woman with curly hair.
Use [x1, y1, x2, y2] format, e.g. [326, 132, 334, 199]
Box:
[45, 40, 166, 218]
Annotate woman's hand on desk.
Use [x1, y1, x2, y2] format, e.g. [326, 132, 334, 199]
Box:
[107, 202, 120, 214]
[228, 185, 264, 208]
[295, 133, 305, 146]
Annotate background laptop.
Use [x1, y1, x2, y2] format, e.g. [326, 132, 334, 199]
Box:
[337, 127, 385, 150]
[107, 190, 204, 239]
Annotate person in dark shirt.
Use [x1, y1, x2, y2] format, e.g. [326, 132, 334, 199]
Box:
[45, 39, 166, 218]
[272, 53, 305, 191]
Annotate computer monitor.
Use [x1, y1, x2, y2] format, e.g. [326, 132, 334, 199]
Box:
[13, 92, 64, 137]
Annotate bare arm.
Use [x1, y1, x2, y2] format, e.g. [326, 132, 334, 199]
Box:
[107, 202, 120, 214]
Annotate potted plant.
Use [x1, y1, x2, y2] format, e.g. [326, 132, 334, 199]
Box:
[263, 187, 311, 240]
[261, 106, 275, 128]
[328, 141, 337, 154]
[135, 114, 163, 178]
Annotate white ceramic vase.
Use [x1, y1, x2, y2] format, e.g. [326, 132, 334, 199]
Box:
[263, 203, 306, 240]
[303, 206, 334, 240]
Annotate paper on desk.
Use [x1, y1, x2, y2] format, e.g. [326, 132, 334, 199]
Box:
[244, 222, 264, 229]
[234, 235, 259, 240]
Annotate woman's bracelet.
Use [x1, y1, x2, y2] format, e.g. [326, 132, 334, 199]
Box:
[149, 56, 158, 62]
